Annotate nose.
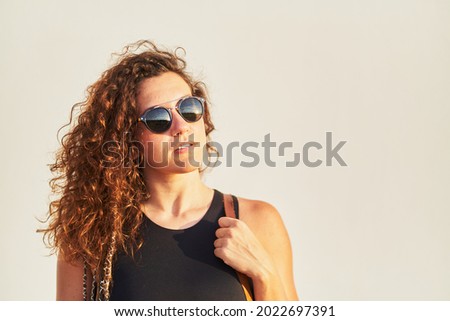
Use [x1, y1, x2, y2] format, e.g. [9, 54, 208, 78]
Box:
[169, 108, 191, 137]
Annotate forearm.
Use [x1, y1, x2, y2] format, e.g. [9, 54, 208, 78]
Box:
[251, 269, 288, 301]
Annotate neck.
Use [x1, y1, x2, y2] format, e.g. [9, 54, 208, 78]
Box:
[141, 168, 212, 216]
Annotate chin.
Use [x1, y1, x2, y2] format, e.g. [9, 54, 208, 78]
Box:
[155, 160, 202, 173]
[158, 166, 200, 176]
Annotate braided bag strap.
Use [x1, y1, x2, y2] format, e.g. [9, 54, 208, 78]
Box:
[82, 233, 116, 301]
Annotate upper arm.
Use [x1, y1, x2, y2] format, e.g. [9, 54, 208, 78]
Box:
[239, 198, 299, 300]
[56, 254, 89, 301]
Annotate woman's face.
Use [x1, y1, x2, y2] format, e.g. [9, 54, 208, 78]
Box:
[135, 71, 207, 174]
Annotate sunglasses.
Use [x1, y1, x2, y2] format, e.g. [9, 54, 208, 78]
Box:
[137, 96, 205, 133]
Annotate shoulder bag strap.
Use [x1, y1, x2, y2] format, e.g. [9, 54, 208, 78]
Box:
[223, 193, 254, 301]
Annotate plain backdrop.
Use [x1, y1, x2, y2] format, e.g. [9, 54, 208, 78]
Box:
[0, 0, 449, 300]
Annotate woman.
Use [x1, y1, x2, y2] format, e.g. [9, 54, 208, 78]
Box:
[40, 40, 298, 301]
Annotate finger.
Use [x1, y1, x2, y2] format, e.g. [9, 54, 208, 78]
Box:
[213, 247, 236, 267]
[213, 238, 223, 248]
[218, 216, 238, 228]
[215, 227, 225, 238]
[215, 227, 234, 238]
[214, 247, 246, 271]
[214, 247, 227, 262]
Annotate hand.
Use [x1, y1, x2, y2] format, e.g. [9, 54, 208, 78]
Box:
[213, 216, 277, 281]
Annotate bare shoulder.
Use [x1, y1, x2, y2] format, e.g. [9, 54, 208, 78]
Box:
[236, 195, 299, 300]
[236, 196, 286, 237]
[56, 254, 88, 300]
[237, 196, 279, 216]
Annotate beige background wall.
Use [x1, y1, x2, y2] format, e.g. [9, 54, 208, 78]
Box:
[0, 0, 449, 300]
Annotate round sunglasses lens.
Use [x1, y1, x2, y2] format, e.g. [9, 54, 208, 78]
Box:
[179, 97, 204, 122]
[144, 108, 171, 133]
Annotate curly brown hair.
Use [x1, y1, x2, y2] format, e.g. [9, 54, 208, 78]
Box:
[38, 40, 215, 299]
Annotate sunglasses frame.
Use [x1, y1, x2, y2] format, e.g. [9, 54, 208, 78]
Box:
[137, 96, 205, 133]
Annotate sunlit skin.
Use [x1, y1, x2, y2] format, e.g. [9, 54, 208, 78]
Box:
[56, 71, 298, 301]
[135, 72, 206, 174]
[136, 72, 299, 301]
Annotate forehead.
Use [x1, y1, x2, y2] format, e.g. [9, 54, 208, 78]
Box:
[136, 72, 191, 113]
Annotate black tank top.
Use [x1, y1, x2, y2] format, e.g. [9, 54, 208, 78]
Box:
[110, 189, 247, 301]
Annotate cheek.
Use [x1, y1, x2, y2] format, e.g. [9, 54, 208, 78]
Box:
[136, 128, 153, 148]
[137, 130, 167, 159]
[136, 126, 162, 143]
[194, 121, 208, 158]
[195, 119, 207, 141]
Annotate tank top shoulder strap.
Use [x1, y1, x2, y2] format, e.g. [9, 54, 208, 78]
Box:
[231, 194, 239, 219]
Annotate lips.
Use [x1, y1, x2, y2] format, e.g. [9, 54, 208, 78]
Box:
[173, 141, 196, 150]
